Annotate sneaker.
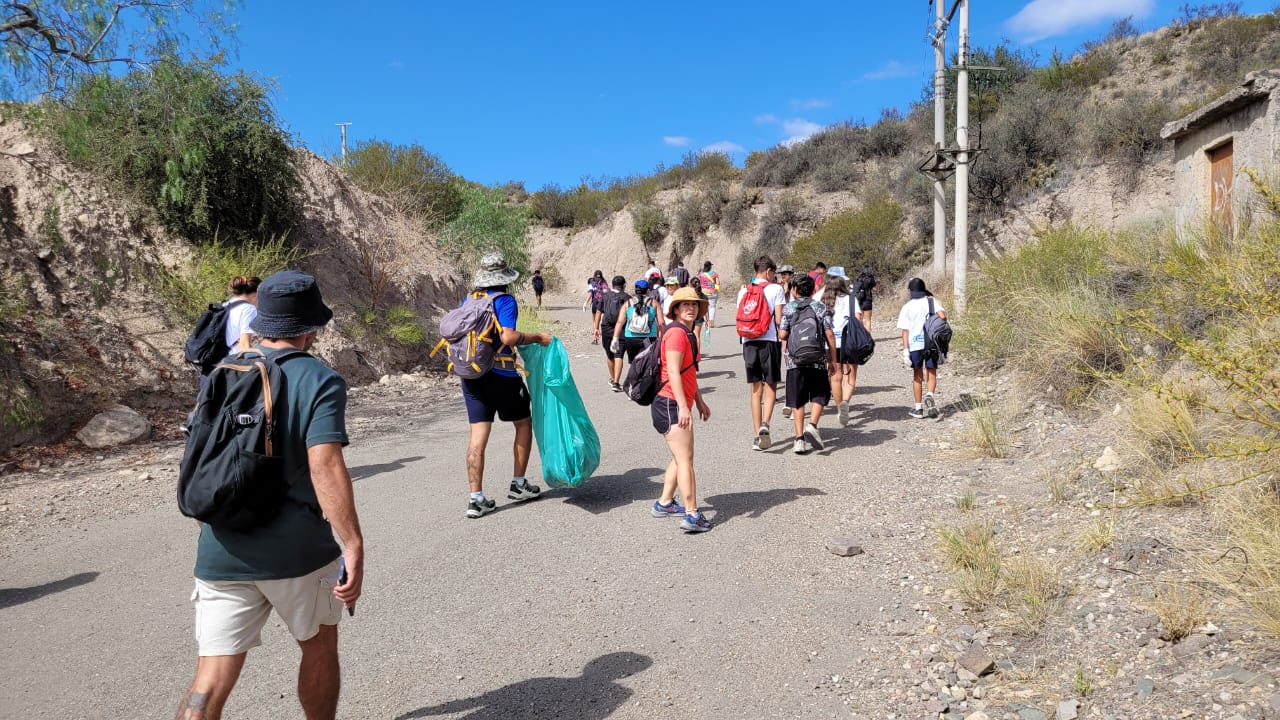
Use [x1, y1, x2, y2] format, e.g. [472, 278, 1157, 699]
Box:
[803, 422, 824, 451]
[925, 394, 939, 418]
[508, 480, 542, 502]
[679, 511, 712, 533]
[651, 499, 687, 517]
[466, 496, 496, 518]
[793, 438, 808, 454]
[611, 381, 623, 393]
[908, 407, 925, 419]
[837, 401, 850, 427]
[783, 406, 793, 420]
[755, 425, 772, 450]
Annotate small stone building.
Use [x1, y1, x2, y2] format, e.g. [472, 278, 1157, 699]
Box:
[1160, 69, 1280, 231]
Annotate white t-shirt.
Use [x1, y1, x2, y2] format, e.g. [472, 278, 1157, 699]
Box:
[662, 293, 674, 316]
[224, 300, 257, 350]
[897, 296, 944, 351]
[735, 279, 786, 342]
[832, 294, 862, 337]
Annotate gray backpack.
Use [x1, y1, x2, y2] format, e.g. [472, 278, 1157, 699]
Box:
[923, 297, 952, 365]
[786, 299, 827, 366]
[626, 298, 655, 335]
[431, 292, 509, 379]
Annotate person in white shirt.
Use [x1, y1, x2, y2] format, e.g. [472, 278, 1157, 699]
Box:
[735, 256, 787, 451]
[820, 274, 862, 427]
[897, 277, 946, 419]
[223, 276, 260, 355]
[660, 276, 679, 314]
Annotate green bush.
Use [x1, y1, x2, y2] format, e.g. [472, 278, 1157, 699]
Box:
[1186, 12, 1280, 81]
[630, 203, 669, 252]
[788, 196, 910, 280]
[50, 60, 301, 245]
[1086, 92, 1178, 186]
[528, 184, 575, 228]
[1034, 48, 1120, 92]
[441, 184, 530, 281]
[971, 82, 1078, 210]
[155, 235, 308, 322]
[341, 140, 463, 227]
[721, 190, 757, 238]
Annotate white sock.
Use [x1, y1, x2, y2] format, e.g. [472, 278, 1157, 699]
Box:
[914, 403, 923, 410]
[512, 476, 527, 487]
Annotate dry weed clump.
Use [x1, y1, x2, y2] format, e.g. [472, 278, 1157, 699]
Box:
[1200, 486, 1280, 637]
[1149, 581, 1208, 642]
[1077, 515, 1117, 552]
[958, 394, 1012, 458]
[937, 522, 1065, 630]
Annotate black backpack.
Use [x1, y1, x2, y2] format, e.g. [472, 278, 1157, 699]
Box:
[601, 290, 631, 331]
[923, 297, 952, 364]
[786, 300, 827, 366]
[840, 315, 876, 365]
[855, 276, 874, 305]
[184, 300, 246, 370]
[531, 276, 545, 292]
[624, 325, 698, 406]
[177, 349, 305, 530]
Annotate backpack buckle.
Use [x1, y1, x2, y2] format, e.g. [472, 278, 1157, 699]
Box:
[235, 414, 256, 426]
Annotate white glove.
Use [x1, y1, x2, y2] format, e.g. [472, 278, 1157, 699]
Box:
[902, 348, 912, 367]
[610, 337, 621, 354]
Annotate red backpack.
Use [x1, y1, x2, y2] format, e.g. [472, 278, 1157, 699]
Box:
[736, 281, 774, 339]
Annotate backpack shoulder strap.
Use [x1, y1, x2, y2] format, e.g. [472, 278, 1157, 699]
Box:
[927, 297, 935, 316]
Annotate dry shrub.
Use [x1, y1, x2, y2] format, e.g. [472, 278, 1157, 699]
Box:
[1149, 582, 1208, 642]
[1199, 487, 1280, 637]
[1078, 516, 1117, 551]
[937, 520, 1066, 631]
[959, 394, 1012, 458]
[938, 521, 1001, 607]
[1001, 553, 1065, 632]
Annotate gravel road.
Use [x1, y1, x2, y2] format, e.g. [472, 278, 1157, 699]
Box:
[0, 303, 970, 719]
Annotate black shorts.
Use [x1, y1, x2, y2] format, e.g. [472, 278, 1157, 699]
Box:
[743, 340, 782, 385]
[651, 395, 680, 435]
[786, 367, 831, 408]
[461, 373, 531, 423]
[591, 298, 603, 314]
[623, 336, 649, 362]
[859, 299, 872, 311]
[604, 339, 620, 361]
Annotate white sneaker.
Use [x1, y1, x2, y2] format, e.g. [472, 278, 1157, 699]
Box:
[838, 401, 850, 427]
[755, 425, 772, 450]
[924, 393, 939, 418]
[803, 422, 824, 451]
[793, 438, 808, 454]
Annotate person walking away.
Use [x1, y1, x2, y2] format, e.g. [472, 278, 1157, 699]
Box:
[174, 270, 364, 720]
[611, 279, 664, 367]
[459, 253, 553, 518]
[687, 276, 709, 348]
[735, 256, 786, 451]
[854, 266, 877, 332]
[531, 270, 546, 308]
[778, 274, 837, 454]
[588, 270, 606, 342]
[650, 286, 712, 532]
[897, 277, 946, 419]
[672, 260, 691, 287]
[698, 261, 721, 328]
[821, 275, 860, 427]
[599, 276, 631, 392]
[645, 260, 663, 282]
[224, 276, 260, 355]
[777, 264, 796, 302]
[660, 276, 680, 316]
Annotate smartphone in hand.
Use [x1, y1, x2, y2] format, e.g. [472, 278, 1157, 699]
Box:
[338, 557, 355, 617]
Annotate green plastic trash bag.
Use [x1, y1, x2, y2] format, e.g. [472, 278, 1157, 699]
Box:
[519, 338, 600, 488]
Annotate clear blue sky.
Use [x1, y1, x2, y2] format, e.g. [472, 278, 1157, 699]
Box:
[225, 1, 1277, 189]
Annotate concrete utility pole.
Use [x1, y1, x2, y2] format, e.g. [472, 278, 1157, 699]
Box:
[932, 0, 947, 276]
[954, 0, 970, 313]
[336, 122, 352, 162]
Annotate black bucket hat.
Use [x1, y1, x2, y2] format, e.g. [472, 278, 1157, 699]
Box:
[249, 270, 334, 338]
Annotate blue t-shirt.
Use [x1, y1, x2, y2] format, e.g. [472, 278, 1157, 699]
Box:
[194, 347, 348, 581]
[485, 291, 520, 377]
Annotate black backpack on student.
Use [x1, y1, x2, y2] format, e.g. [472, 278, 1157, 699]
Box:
[600, 290, 631, 332]
[923, 297, 953, 364]
[840, 316, 876, 365]
[184, 300, 245, 370]
[624, 325, 698, 406]
[177, 349, 305, 530]
[786, 299, 827, 365]
[855, 275, 875, 305]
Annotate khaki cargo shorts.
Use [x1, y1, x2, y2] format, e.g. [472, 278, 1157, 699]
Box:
[191, 559, 342, 656]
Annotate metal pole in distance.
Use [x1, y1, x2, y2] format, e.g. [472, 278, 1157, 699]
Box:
[336, 122, 352, 162]
[954, 0, 969, 313]
[932, 0, 947, 276]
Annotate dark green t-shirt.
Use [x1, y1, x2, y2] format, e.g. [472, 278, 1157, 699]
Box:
[194, 347, 348, 581]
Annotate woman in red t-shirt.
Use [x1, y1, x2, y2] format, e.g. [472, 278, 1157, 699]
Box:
[650, 287, 713, 532]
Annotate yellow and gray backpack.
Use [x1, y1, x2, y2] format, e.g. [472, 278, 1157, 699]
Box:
[432, 291, 513, 378]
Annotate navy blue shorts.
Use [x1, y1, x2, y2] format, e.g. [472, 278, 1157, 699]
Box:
[651, 395, 680, 435]
[909, 350, 938, 370]
[461, 373, 531, 423]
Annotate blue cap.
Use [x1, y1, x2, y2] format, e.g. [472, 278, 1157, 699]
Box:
[634, 279, 649, 290]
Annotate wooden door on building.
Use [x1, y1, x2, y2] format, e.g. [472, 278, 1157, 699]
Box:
[1209, 140, 1233, 231]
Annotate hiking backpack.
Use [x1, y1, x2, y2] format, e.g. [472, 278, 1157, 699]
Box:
[736, 282, 774, 339]
[698, 271, 719, 296]
[855, 276, 874, 305]
[923, 297, 952, 364]
[177, 349, 305, 530]
[786, 300, 828, 365]
[184, 300, 246, 370]
[626, 298, 655, 335]
[431, 292, 510, 379]
[531, 276, 545, 293]
[600, 290, 630, 331]
[624, 325, 698, 406]
[840, 313, 876, 365]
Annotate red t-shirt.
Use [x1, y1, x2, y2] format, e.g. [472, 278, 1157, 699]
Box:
[657, 326, 699, 405]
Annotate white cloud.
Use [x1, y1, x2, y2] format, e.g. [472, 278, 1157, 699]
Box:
[863, 61, 914, 81]
[663, 136, 691, 147]
[701, 141, 745, 154]
[1005, 0, 1154, 42]
[790, 98, 830, 110]
[781, 118, 822, 146]
[755, 113, 778, 124]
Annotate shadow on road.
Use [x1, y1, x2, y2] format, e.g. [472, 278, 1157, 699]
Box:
[702, 487, 825, 528]
[842, 384, 899, 397]
[350, 456, 426, 482]
[553, 467, 664, 515]
[0, 571, 99, 610]
[395, 651, 652, 720]
[698, 369, 737, 381]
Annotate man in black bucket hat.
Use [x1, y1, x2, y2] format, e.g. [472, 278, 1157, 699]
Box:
[175, 270, 365, 720]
